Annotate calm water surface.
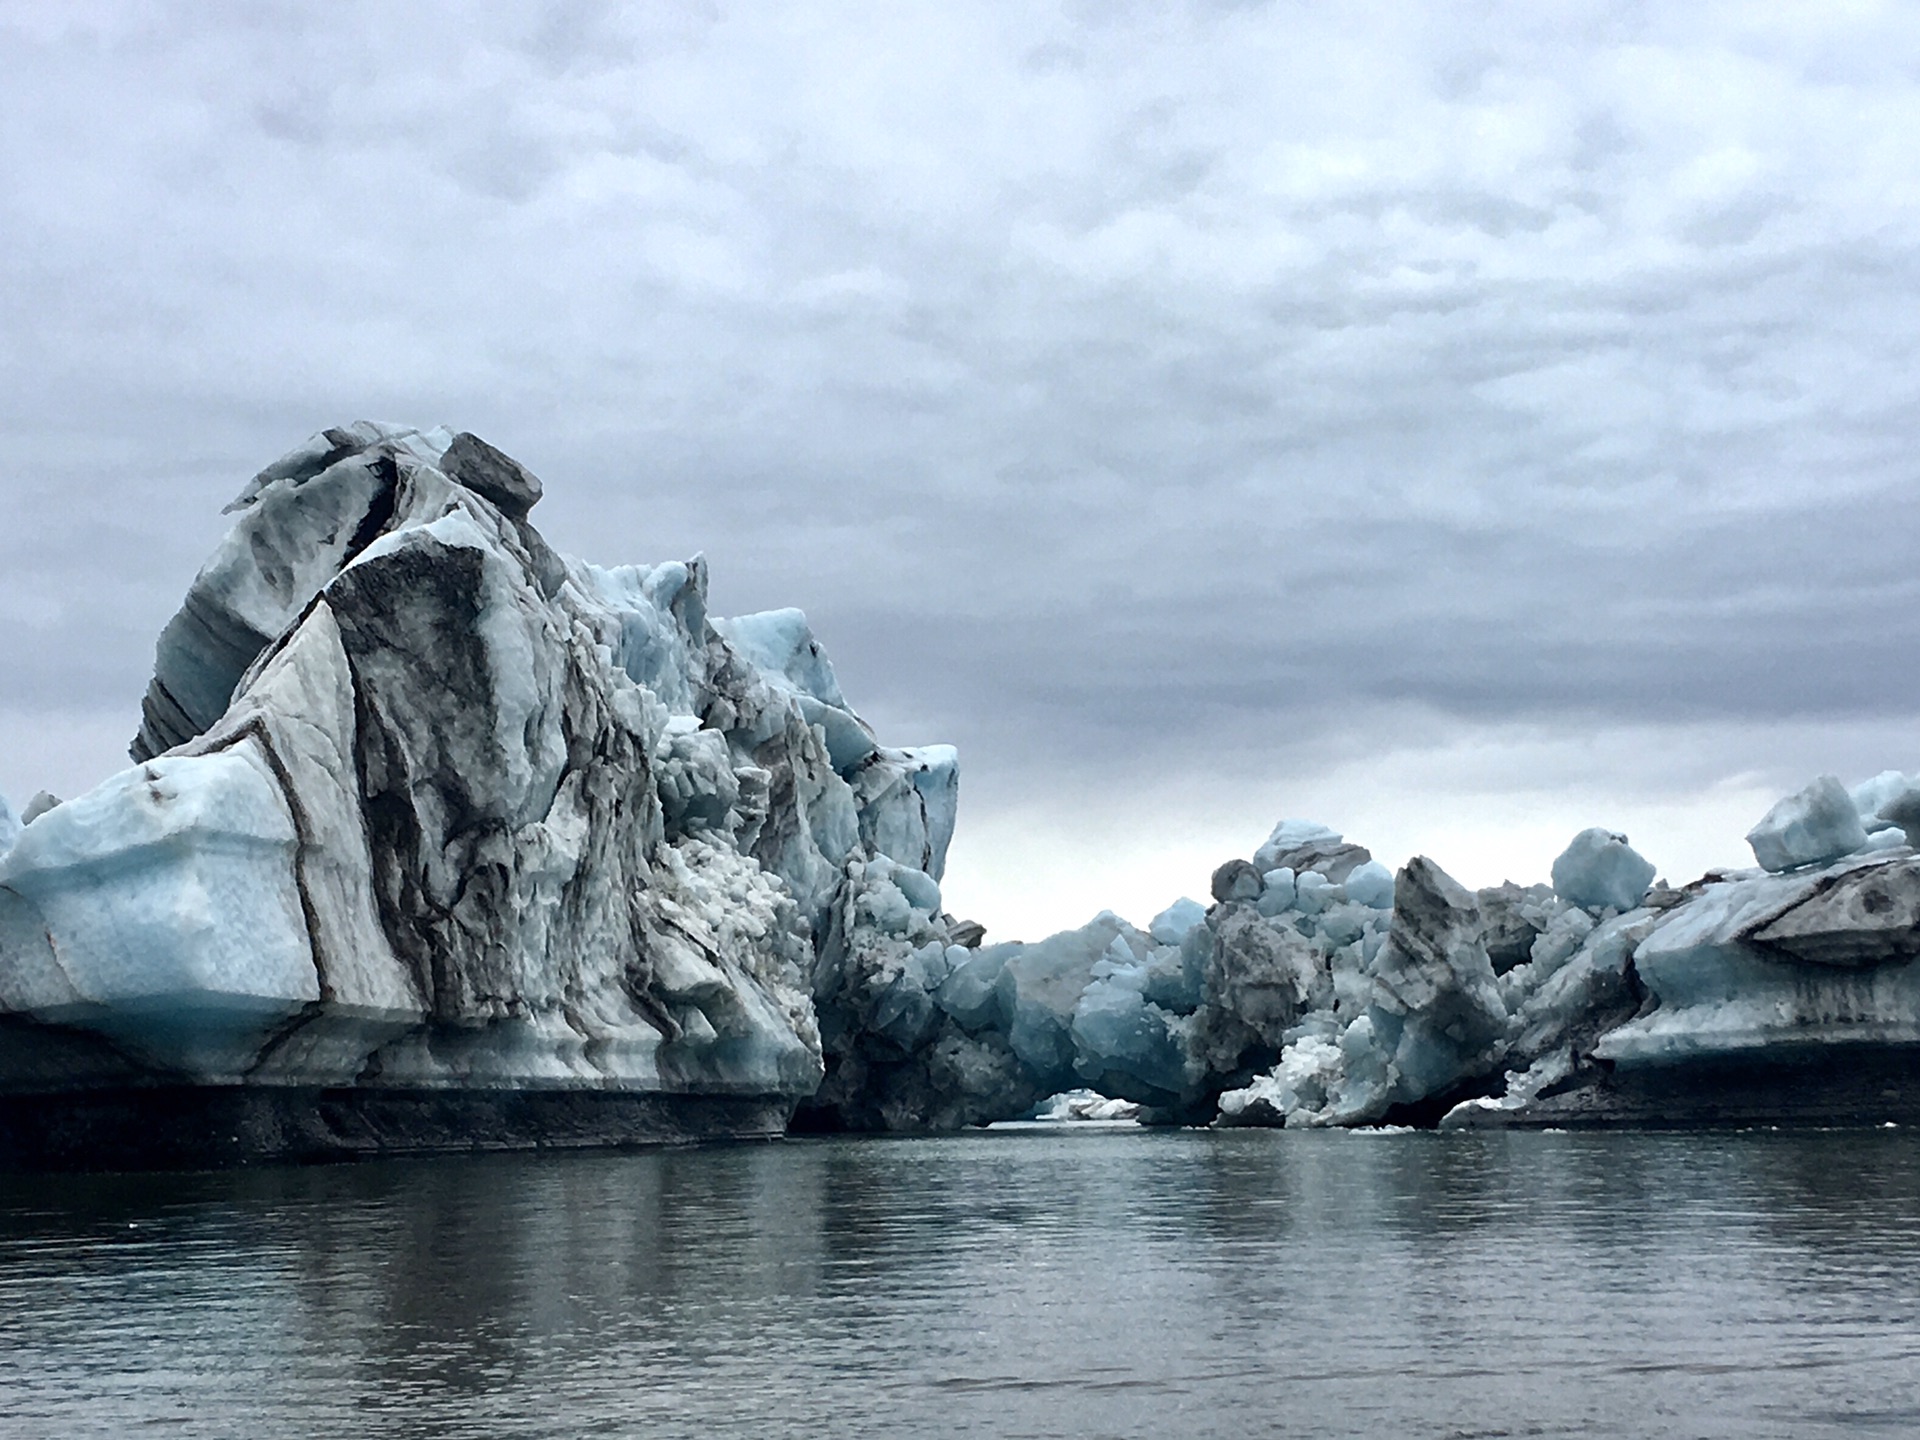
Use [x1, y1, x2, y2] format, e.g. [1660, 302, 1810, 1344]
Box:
[1, 1125, 1918, 1438]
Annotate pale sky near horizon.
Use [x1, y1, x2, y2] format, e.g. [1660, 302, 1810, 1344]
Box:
[6, 2, 1920, 941]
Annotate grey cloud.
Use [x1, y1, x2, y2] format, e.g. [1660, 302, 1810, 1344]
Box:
[5, 0, 1920, 831]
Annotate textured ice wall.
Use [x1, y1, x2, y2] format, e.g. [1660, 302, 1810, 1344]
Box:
[0, 423, 959, 1107]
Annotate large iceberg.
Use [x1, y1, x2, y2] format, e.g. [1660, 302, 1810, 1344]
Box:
[0, 423, 960, 1166]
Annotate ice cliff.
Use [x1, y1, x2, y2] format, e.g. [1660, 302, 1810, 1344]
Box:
[0, 423, 961, 1163]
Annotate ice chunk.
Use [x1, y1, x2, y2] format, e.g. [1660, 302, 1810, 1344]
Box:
[1549, 828, 1656, 912]
[1746, 775, 1869, 873]
[0, 749, 320, 1075]
[1597, 853, 1920, 1066]
[1876, 784, 1920, 848]
[1254, 819, 1340, 864]
[20, 792, 60, 825]
[1255, 867, 1297, 917]
[1254, 819, 1372, 883]
[864, 853, 941, 916]
[1070, 976, 1190, 1103]
[996, 914, 1140, 1092]
[1316, 901, 1369, 947]
[1294, 871, 1340, 915]
[1028, 1089, 1140, 1122]
[1148, 897, 1207, 946]
[852, 745, 959, 881]
[1343, 860, 1395, 909]
[935, 944, 1015, 1032]
[714, 608, 879, 773]
[1355, 858, 1509, 1118]
[1851, 770, 1913, 821]
[1216, 1034, 1345, 1126]
[0, 793, 18, 858]
[1139, 937, 1205, 1014]
[1502, 909, 1654, 1070]
[1210, 859, 1261, 903]
[1194, 902, 1324, 1064]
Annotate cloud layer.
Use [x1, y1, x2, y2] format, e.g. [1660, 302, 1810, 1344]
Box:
[6, 2, 1920, 934]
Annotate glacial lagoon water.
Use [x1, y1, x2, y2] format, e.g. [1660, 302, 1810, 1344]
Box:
[2, 1126, 1919, 1439]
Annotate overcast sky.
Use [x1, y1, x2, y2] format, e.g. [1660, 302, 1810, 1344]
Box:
[6, 1, 1920, 939]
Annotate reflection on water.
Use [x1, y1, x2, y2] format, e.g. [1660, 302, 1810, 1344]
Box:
[3, 1127, 1919, 1438]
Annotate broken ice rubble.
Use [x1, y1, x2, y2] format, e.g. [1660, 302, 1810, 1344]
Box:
[833, 768, 1920, 1133]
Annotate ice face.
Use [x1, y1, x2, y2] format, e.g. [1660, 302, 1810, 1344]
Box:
[996, 914, 1141, 1093]
[0, 748, 322, 1077]
[936, 945, 1015, 1033]
[1, 423, 978, 1114]
[1070, 968, 1191, 1101]
[0, 793, 18, 859]
[714, 608, 878, 773]
[1549, 828, 1656, 912]
[1746, 775, 1870, 873]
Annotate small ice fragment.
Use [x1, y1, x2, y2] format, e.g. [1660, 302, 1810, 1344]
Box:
[1549, 828, 1656, 911]
[1256, 867, 1297, 917]
[1850, 770, 1913, 821]
[1746, 775, 1869, 873]
[1148, 897, 1207, 946]
[1343, 860, 1395, 910]
[1294, 871, 1339, 915]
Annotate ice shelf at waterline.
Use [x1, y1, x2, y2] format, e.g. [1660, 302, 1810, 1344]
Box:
[5, 426, 1920, 1168]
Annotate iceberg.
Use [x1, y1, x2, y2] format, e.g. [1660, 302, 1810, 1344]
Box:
[0, 423, 958, 1166]
[11, 430, 1920, 1156]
